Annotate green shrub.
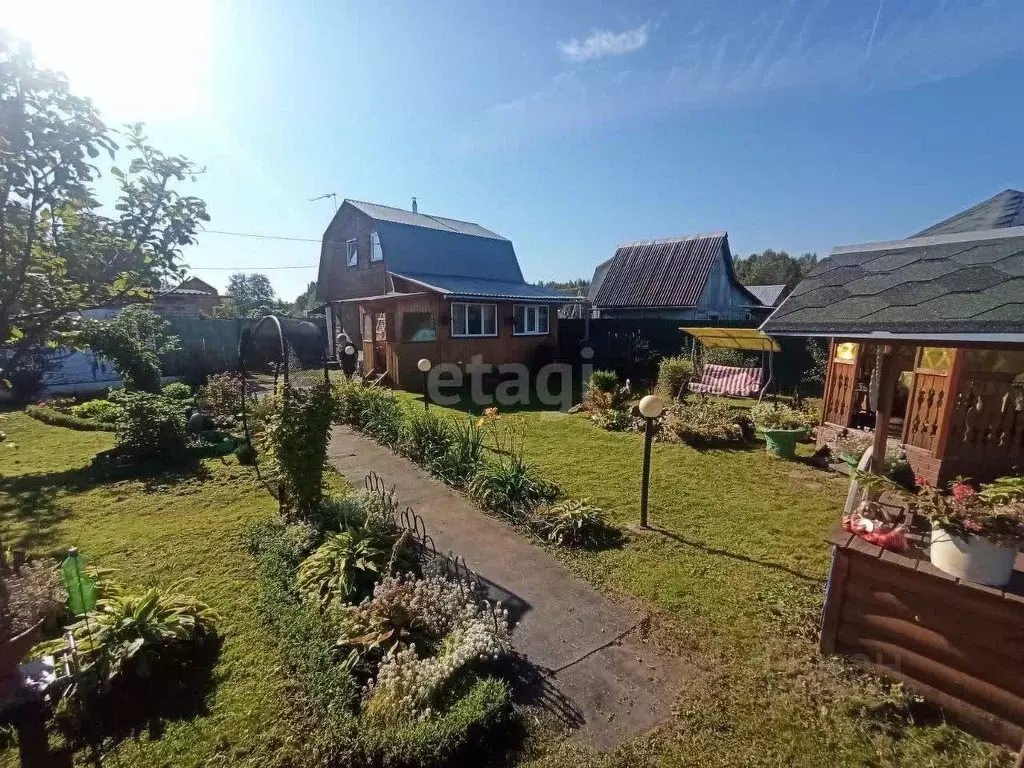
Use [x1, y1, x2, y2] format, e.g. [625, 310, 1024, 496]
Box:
[69, 398, 122, 424]
[309, 494, 371, 535]
[262, 382, 335, 519]
[296, 527, 397, 608]
[405, 409, 452, 467]
[663, 399, 746, 445]
[702, 347, 758, 368]
[533, 499, 618, 549]
[750, 402, 815, 431]
[361, 388, 404, 448]
[198, 372, 244, 428]
[234, 437, 257, 465]
[469, 453, 559, 522]
[161, 381, 193, 401]
[589, 369, 618, 394]
[77, 306, 180, 393]
[432, 419, 485, 488]
[113, 391, 190, 461]
[25, 404, 117, 432]
[657, 355, 695, 400]
[592, 408, 633, 431]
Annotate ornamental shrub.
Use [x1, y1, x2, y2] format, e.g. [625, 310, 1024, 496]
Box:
[78, 306, 180, 393]
[69, 398, 122, 424]
[198, 372, 244, 428]
[161, 381, 193, 401]
[657, 356, 695, 400]
[532, 499, 618, 549]
[750, 402, 815, 431]
[663, 398, 745, 445]
[588, 369, 618, 394]
[113, 392, 190, 461]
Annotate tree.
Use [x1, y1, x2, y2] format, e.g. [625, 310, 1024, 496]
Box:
[77, 306, 180, 392]
[221, 272, 277, 318]
[291, 280, 321, 317]
[732, 249, 817, 292]
[0, 35, 208, 389]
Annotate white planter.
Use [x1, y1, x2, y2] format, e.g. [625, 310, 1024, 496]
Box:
[929, 523, 1019, 587]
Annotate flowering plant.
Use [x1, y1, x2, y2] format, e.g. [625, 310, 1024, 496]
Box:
[862, 472, 1024, 545]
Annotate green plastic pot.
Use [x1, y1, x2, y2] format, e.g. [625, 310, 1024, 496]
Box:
[760, 428, 804, 459]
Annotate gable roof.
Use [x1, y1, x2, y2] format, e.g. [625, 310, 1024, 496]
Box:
[745, 284, 787, 308]
[590, 233, 757, 308]
[391, 272, 568, 302]
[161, 277, 218, 297]
[761, 227, 1024, 338]
[346, 199, 507, 240]
[913, 189, 1024, 237]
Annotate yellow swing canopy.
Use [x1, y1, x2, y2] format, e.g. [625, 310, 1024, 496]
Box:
[679, 327, 780, 352]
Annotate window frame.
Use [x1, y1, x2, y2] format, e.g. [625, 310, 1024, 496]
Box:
[450, 302, 498, 338]
[370, 231, 383, 262]
[346, 238, 358, 267]
[513, 304, 550, 336]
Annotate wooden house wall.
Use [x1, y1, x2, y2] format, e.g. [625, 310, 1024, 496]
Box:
[322, 205, 387, 344]
[361, 293, 560, 389]
[823, 547, 1024, 747]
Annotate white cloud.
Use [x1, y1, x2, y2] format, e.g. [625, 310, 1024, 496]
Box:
[558, 23, 651, 62]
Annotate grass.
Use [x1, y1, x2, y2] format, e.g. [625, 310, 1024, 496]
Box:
[0, 411, 307, 767]
[387, 393, 1010, 768]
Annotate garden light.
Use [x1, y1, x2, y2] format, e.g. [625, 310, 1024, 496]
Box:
[417, 358, 432, 409]
[638, 395, 664, 528]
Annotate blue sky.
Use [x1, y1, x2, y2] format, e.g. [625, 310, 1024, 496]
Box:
[7, 0, 1024, 300]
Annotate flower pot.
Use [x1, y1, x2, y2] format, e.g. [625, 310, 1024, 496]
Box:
[929, 524, 1018, 586]
[760, 428, 804, 459]
[0, 620, 43, 699]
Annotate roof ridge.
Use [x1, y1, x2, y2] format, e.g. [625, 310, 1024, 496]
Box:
[345, 198, 502, 234]
[835, 224, 1024, 255]
[616, 232, 727, 248]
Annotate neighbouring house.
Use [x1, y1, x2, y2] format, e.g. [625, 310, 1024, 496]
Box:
[763, 192, 1024, 749]
[586, 233, 765, 322]
[153, 277, 220, 319]
[316, 198, 568, 388]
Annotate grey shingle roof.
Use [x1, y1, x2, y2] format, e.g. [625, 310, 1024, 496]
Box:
[590, 233, 756, 308]
[746, 284, 787, 307]
[913, 189, 1024, 237]
[346, 200, 507, 240]
[762, 227, 1024, 337]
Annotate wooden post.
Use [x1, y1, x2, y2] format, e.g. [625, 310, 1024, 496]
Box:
[869, 345, 896, 476]
[933, 347, 964, 460]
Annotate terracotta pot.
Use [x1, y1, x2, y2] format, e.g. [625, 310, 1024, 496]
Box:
[929, 524, 1018, 587]
[0, 620, 44, 698]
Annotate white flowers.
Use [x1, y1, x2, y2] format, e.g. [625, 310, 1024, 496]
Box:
[351, 573, 512, 723]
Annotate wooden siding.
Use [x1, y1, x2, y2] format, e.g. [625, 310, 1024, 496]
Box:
[322, 205, 388, 344]
[359, 293, 559, 389]
[822, 527, 1024, 748]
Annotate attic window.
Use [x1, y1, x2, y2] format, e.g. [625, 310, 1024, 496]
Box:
[370, 232, 383, 262]
[346, 238, 357, 267]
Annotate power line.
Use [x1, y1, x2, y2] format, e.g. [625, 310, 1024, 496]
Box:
[188, 264, 317, 270]
[202, 228, 320, 243]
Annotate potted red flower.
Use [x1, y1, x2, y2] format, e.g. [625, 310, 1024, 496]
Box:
[912, 475, 1024, 586]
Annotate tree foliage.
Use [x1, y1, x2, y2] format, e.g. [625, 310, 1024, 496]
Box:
[214, 272, 280, 318]
[732, 249, 817, 292]
[78, 306, 180, 392]
[0, 36, 208, 386]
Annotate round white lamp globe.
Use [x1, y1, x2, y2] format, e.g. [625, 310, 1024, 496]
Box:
[638, 394, 664, 419]
[343, 344, 355, 356]
[417, 358, 432, 373]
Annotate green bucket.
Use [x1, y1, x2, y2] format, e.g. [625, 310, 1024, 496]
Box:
[761, 428, 803, 459]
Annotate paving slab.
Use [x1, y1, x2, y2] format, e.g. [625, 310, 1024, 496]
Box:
[328, 426, 687, 747]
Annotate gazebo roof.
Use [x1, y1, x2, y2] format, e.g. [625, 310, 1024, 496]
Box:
[761, 227, 1024, 341]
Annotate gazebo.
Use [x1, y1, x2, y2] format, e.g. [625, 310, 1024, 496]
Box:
[762, 223, 1024, 747]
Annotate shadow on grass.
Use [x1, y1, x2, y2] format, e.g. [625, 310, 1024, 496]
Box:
[62, 634, 222, 756]
[648, 525, 822, 584]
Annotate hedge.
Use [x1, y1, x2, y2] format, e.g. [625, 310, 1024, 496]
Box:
[25, 405, 117, 432]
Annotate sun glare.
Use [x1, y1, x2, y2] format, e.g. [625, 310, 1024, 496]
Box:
[3, 0, 213, 121]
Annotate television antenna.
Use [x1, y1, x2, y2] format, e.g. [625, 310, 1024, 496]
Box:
[309, 192, 338, 213]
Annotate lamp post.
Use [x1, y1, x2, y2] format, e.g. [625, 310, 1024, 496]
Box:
[637, 394, 664, 528]
[417, 358, 432, 409]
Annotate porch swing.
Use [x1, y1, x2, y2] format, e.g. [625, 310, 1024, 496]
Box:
[680, 327, 780, 402]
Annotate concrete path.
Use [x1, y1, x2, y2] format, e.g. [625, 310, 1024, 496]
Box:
[328, 426, 686, 749]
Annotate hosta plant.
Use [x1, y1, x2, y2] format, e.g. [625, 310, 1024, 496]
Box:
[533, 499, 617, 548]
[296, 527, 396, 607]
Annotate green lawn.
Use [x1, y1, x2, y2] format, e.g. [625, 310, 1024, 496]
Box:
[392, 393, 1010, 768]
[0, 412, 302, 767]
[0, 402, 1011, 768]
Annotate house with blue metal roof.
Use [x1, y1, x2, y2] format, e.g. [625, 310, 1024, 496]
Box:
[316, 198, 569, 388]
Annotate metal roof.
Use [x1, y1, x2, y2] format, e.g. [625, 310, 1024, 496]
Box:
[745, 284, 787, 307]
[345, 199, 507, 240]
[391, 272, 570, 302]
[913, 189, 1024, 237]
[680, 327, 780, 352]
[591, 233, 757, 308]
[761, 226, 1024, 337]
